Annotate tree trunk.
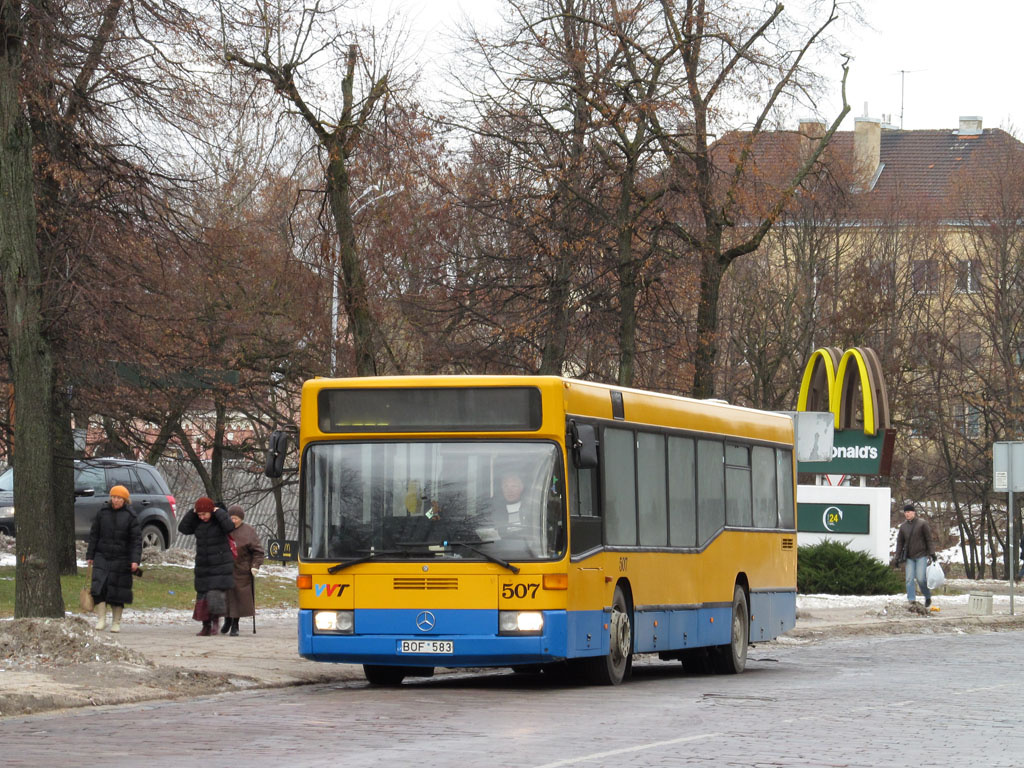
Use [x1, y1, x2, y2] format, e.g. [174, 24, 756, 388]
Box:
[52, 387, 77, 575]
[144, 409, 184, 464]
[614, 165, 639, 387]
[615, 227, 638, 388]
[326, 150, 375, 376]
[175, 422, 213, 495]
[1, 14, 64, 615]
[692, 250, 726, 399]
[210, 400, 226, 501]
[539, 253, 573, 375]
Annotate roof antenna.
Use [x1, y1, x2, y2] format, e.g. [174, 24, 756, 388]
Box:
[896, 69, 925, 129]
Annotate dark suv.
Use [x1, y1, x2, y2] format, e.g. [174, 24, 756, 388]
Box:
[0, 458, 177, 550]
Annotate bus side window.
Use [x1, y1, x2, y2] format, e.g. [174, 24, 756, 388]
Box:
[574, 467, 597, 517]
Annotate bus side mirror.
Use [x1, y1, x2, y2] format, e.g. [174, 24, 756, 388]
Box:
[570, 422, 598, 469]
[265, 430, 289, 478]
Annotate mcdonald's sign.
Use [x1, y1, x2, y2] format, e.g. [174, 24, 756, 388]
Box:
[796, 347, 895, 476]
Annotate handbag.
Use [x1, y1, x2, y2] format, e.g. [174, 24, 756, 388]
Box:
[229, 535, 238, 559]
[926, 560, 945, 590]
[79, 564, 95, 612]
[192, 597, 211, 622]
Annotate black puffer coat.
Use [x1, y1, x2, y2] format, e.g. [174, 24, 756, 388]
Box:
[178, 506, 235, 593]
[86, 504, 142, 605]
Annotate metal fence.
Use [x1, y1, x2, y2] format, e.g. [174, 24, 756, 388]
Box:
[157, 460, 298, 550]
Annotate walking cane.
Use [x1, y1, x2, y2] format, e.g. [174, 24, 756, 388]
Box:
[251, 574, 257, 634]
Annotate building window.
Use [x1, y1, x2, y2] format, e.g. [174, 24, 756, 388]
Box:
[956, 259, 980, 294]
[958, 332, 982, 358]
[1014, 342, 1024, 366]
[868, 260, 895, 296]
[911, 259, 939, 294]
[953, 404, 982, 438]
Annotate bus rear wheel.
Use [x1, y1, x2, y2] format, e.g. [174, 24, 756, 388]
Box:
[363, 665, 408, 685]
[582, 585, 632, 685]
[712, 585, 748, 674]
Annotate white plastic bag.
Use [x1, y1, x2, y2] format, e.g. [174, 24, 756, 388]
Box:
[926, 561, 945, 590]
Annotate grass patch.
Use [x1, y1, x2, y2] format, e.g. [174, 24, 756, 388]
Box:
[0, 566, 299, 617]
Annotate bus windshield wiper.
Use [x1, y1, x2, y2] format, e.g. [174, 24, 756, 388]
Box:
[327, 549, 405, 573]
[444, 540, 520, 574]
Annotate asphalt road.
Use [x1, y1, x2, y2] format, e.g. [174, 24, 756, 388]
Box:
[4, 629, 1022, 767]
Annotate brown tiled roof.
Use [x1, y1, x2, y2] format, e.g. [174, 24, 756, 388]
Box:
[860, 127, 1021, 208]
[718, 125, 1024, 218]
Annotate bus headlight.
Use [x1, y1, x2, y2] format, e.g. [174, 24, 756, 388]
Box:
[499, 611, 544, 635]
[313, 610, 353, 634]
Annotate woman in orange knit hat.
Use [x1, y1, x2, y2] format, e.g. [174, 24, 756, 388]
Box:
[86, 485, 142, 632]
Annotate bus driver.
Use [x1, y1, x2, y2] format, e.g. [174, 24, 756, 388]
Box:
[491, 468, 528, 531]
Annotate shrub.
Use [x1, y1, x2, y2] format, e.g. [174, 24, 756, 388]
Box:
[797, 540, 903, 595]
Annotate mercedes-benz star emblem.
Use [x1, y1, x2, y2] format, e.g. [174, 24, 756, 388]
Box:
[415, 611, 436, 632]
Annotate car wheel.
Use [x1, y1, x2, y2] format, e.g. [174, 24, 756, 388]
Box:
[140, 523, 167, 550]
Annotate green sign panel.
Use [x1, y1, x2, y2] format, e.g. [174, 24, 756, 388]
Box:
[797, 429, 894, 476]
[797, 502, 870, 534]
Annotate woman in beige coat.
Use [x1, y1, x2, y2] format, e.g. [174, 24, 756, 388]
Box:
[222, 504, 265, 636]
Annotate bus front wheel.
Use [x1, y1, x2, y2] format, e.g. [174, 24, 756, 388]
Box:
[713, 585, 748, 674]
[363, 665, 408, 685]
[582, 585, 632, 685]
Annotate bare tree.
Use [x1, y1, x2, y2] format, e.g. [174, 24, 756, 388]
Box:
[718, 152, 854, 409]
[220, 1, 401, 376]
[1, 0, 63, 616]
[917, 130, 1024, 577]
[613, 0, 852, 397]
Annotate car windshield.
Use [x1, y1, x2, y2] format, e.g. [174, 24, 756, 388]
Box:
[303, 441, 565, 562]
[0, 469, 12, 492]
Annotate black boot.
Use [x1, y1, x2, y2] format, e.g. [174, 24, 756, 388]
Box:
[229, 618, 239, 636]
[220, 617, 232, 634]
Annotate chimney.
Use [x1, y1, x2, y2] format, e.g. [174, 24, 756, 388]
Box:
[798, 118, 827, 159]
[853, 116, 881, 189]
[957, 116, 982, 136]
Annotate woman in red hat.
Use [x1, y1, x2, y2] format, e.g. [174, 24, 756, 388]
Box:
[178, 497, 235, 635]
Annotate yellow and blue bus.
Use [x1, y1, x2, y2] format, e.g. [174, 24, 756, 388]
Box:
[277, 375, 796, 685]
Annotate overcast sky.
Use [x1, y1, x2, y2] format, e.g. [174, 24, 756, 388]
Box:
[396, 0, 1022, 134]
[840, 0, 1022, 132]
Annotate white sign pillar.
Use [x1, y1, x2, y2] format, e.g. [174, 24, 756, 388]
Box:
[992, 441, 1024, 615]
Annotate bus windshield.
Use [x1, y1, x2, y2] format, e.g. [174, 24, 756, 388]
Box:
[304, 440, 566, 563]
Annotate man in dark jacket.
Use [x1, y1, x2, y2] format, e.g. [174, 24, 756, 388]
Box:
[894, 502, 936, 608]
[178, 496, 235, 635]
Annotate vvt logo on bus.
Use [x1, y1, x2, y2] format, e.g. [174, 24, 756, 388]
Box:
[315, 583, 349, 598]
